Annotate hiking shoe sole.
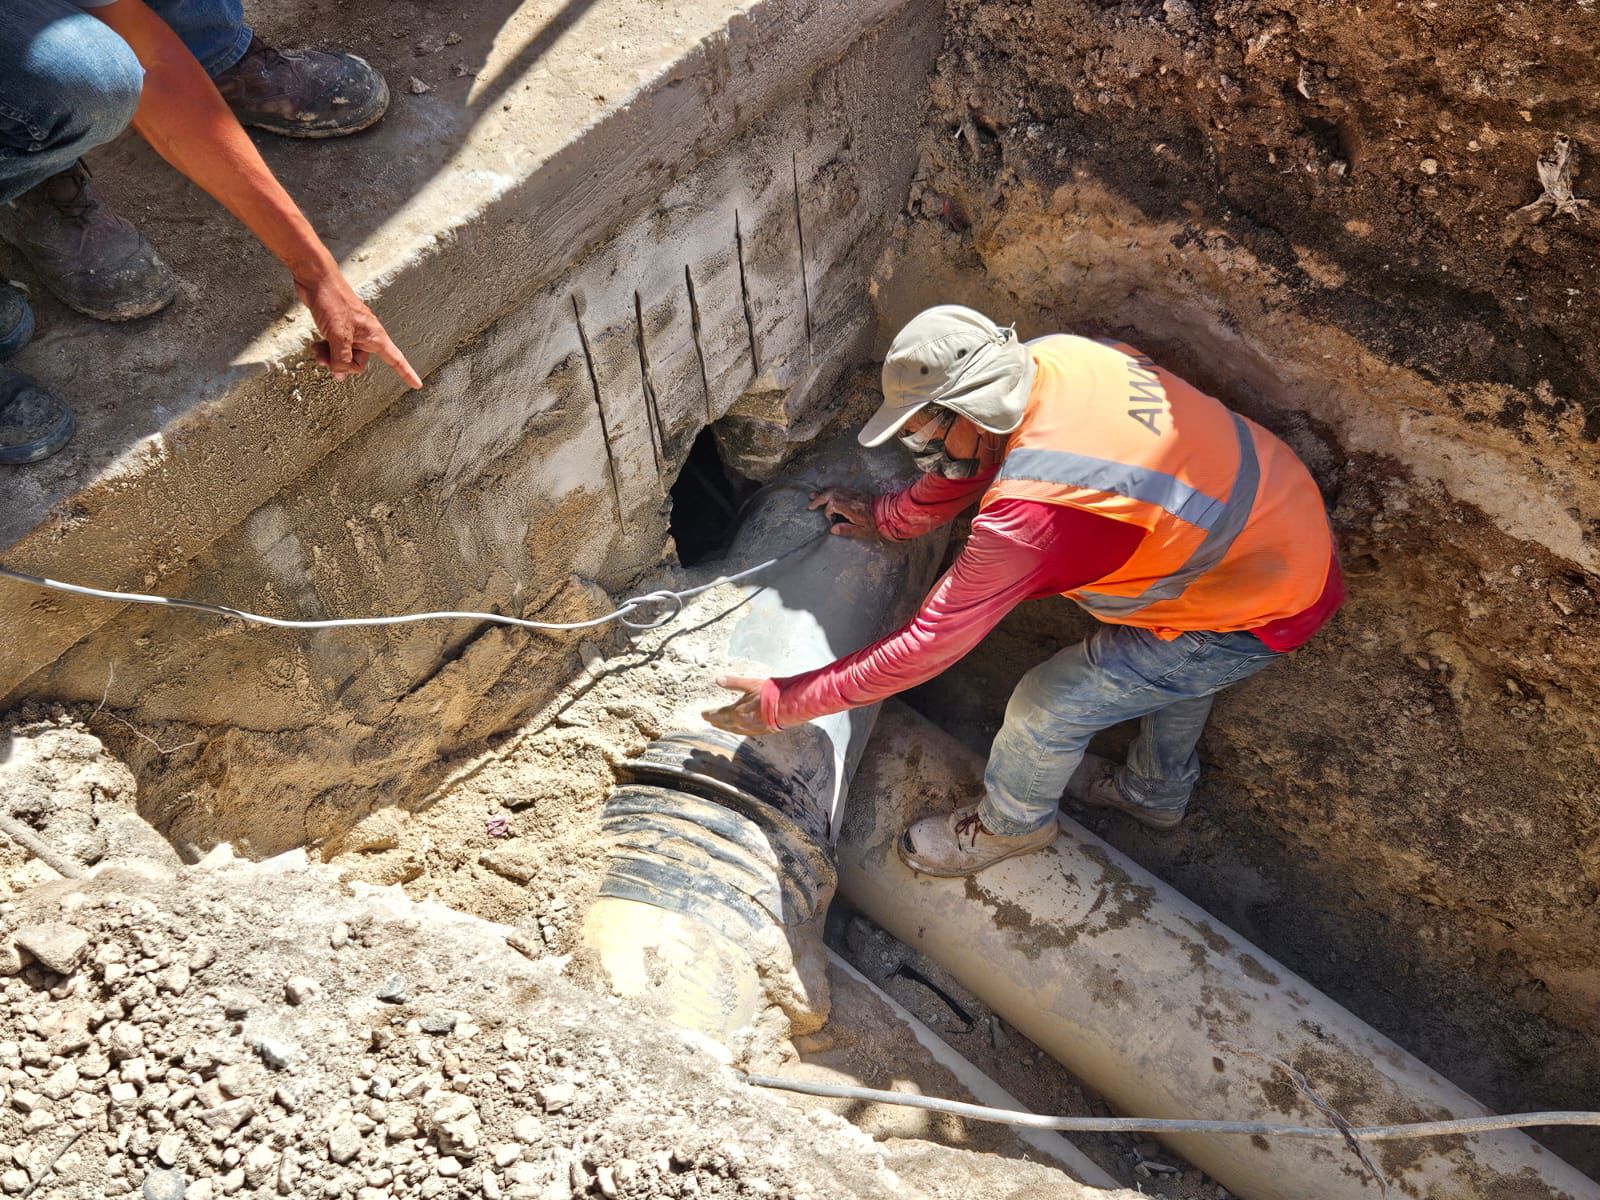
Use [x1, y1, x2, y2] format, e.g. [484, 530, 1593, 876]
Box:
[1090, 800, 1186, 830]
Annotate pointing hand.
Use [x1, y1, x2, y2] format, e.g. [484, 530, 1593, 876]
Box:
[296, 267, 423, 388]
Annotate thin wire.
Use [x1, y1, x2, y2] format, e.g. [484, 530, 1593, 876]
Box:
[739, 1074, 1600, 1143]
[0, 531, 827, 636]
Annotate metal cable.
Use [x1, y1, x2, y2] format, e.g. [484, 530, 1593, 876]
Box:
[0, 531, 826, 637]
[740, 1074, 1600, 1143]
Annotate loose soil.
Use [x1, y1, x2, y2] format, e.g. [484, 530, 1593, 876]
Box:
[0, 718, 1134, 1200]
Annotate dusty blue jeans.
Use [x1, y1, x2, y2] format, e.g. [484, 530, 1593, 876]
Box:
[0, 0, 251, 203]
[978, 624, 1280, 835]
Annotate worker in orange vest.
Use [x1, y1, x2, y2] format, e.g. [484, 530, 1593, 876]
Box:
[706, 305, 1342, 876]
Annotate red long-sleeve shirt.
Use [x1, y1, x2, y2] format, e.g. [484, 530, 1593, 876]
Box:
[759, 470, 1344, 730]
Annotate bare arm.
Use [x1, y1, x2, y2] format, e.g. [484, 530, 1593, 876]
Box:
[90, 0, 421, 387]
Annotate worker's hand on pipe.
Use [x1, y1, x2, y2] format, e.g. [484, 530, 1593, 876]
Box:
[297, 269, 424, 388]
[808, 487, 880, 540]
[703, 676, 777, 736]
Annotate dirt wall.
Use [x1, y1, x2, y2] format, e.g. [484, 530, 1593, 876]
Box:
[886, 0, 1600, 1169]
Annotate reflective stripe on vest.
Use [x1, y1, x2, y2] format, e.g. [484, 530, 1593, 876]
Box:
[996, 448, 1229, 532]
[996, 412, 1261, 617]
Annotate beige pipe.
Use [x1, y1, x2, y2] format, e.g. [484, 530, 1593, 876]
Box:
[836, 703, 1600, 1200]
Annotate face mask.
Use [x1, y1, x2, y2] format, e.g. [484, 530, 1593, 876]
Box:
[911, 443, 981, 479]
[899, 411, 983, 479]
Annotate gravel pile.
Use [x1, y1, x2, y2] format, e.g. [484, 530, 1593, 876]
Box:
[0, 852, 936, 1200]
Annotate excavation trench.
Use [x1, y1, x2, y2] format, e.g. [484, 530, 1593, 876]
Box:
[557, 413, 1596, 1200]
[5, 1, 1600, 1197]
[10, 219, 1598, 1195]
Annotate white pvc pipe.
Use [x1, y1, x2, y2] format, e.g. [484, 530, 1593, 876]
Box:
[836, 703, 1600, 1200]
[824, 949, 1122, 1189]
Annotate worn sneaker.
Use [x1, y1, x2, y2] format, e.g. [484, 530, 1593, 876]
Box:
[212, 36, 389, 138]
[0, 162, 178, 322]
[0, 367, 74, 465]
[0, 283, 34, 359]
[1065, 752, 1188, 830]
[897, 804, 1059, 877]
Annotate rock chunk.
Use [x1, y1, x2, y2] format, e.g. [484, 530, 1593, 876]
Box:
[328, 1122, 362, 1164]
[41, 1061, 79, 1100]
[143, 1168, 187, 1200]
[420, 1011, 458, 1035]
[243, 1144, 277, 1187]
[108, 1022, 144, 1060]
[252, 1034, 297, 1071]
[425, 1093, 481, 1156]
[13, 923, 90, 974]
[156, 961, 191, 994]
[215, 1064, 250, 1098]
[198, 1099, 253, 1133]
[536, 1081, 575, 1113]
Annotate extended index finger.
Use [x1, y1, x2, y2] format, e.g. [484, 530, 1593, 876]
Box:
[366, 331, 423, 389]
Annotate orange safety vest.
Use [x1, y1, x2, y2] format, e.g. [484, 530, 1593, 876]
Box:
[981, 335, 1335, 636]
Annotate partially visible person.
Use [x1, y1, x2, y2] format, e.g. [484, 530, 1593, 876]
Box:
[0, 0, 415, 465]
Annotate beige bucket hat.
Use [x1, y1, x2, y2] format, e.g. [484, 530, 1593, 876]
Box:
[858, 304, 1036, 447]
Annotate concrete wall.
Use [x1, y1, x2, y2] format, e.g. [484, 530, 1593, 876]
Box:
[3, 0, 942, 857]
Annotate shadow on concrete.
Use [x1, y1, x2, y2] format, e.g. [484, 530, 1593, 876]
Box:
[0, 0, 599, 536]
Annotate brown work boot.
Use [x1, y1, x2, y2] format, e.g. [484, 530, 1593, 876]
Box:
[212, 36, 389, 138]
[897, 804, 1059, 878]
[0, 162, 178, 322]
[1065, 752, 1188, 830]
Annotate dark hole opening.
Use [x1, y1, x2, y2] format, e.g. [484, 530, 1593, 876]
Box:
[669, 427, 756, 566]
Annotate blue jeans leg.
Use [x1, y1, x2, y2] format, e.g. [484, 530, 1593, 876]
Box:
[147, 0, 252, 77]
[0, 0, 145, 203]
[978, 625, 1280, 835]
[1123, 692, 1216, 806]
